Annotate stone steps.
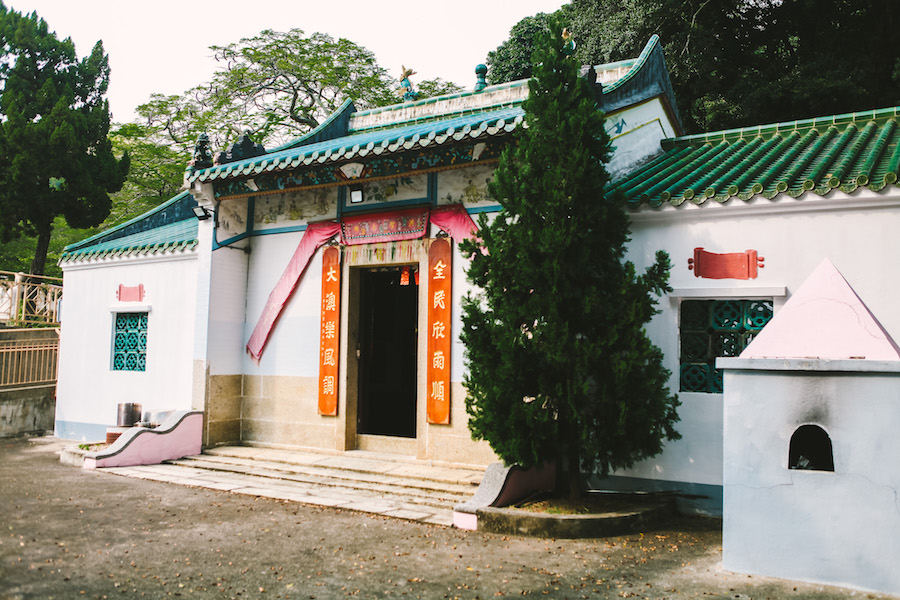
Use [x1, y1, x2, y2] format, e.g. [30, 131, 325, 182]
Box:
[99, 445, 485, 526]
[166, 456, 475, 506]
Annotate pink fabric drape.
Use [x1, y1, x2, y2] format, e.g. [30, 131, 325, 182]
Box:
[245, 205, 481, 361]
[430, 204, 480, 242]
[246, 221, 341, 360]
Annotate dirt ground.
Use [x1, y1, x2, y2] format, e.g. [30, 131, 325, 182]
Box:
[1, 437, 892, 600]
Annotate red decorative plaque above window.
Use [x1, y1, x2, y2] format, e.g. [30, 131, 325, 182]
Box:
[117, 284, 145, 302]
[688, 248, 764, 280]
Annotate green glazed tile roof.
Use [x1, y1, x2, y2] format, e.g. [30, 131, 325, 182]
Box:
[60, 219, 198, 262]
[185, 106, 525, 185]
[616, 106, 900, 208]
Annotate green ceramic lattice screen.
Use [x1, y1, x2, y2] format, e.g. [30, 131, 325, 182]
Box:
[112, 312, 148, 371]
[679, 299, 772, 392]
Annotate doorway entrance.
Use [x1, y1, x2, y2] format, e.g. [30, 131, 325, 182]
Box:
[357, 266, 418, 438]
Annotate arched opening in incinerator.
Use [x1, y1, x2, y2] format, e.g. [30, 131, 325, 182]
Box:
[788, 424, 834, 472]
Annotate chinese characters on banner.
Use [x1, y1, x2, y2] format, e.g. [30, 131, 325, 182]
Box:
[427, 238, 452, 424]
[318, 246, 341, 415]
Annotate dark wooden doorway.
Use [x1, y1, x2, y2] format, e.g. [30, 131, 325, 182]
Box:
[357, 266, 418, 438]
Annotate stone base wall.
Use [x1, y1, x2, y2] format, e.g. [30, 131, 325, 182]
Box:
[241, 375, 338, 449]
[0, 386, 56, 437]
[204, 375, 497, 466]
[423, 382, 497, 466]
[205, 374, 241, 446]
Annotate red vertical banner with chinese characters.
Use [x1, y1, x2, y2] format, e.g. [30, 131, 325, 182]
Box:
[427, 237, 452, 424]
[318, 246, 341, 416]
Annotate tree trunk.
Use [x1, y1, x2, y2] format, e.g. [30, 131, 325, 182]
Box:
[30, 223, 52, 276]
[567, 443, 582, 502]
[556, 419, 584, 502]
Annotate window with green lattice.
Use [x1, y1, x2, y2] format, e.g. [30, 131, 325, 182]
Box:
[679, 299, 772, 393]
[112, 312, 148, 371]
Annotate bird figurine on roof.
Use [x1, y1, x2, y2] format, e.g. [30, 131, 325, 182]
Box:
[190, 133, 214, 170]
[562, 27, 576, 57]
[398, 65, 420, 102]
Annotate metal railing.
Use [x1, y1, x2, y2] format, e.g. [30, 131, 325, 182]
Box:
[0, 271, 63, 326]
[0, 329, 60, 389]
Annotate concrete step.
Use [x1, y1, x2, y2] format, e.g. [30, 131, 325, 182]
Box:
[98, 445, 486, 527]
[167, 455, 475, 505]
[203, 446, 485, 487]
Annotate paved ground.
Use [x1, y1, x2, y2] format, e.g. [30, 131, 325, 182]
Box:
[1, 437, 893, 600]
[90, 445, 486, 527]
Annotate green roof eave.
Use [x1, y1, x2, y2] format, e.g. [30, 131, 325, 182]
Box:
[618, 106, 900, 208]
[183, 38, 678, 187]
[63, 190, 194, 253]
[60, 219, 199, 262]
[185, 106, 525, 186]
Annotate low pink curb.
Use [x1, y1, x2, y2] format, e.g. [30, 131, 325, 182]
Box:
[83, 410, 203, 469]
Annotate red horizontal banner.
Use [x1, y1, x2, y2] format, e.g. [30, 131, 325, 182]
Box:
[340, 207, 429, 246]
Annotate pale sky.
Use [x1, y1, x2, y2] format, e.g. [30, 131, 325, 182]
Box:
[8, 0, 568, 123]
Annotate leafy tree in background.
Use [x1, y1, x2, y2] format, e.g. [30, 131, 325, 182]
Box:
[0, 216, 100, 278]
[0, 23, 463, 274]
[489, 0, 900, 133]
[0, 123, 184, 278]
[724, 0, 900, 128]
[135, 30, 465, 156]
[461, 17, 680, 500]
[136, 30, 399, 152]
[105, 123, 187, 226]
[0, 2, 128, 275]
[415, 77, 464, 100]
[485, 8, 571, 85]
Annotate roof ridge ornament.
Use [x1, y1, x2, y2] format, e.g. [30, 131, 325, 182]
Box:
[562, 27, 576, 57]
[398, 66, 420, 102]
[474, 64, 487, 92]
[214, 130, 266, 166]
[189, 133, 213, 170]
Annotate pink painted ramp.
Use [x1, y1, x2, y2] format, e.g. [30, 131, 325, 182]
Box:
[742, 259, 900, 360]
[83, 411, 203, 469]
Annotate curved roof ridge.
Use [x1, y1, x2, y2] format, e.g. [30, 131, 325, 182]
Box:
[601, 34, 661, 94]
[671, 106, 900, 147]
[268, 99, 356, 153]
[351, 80, 529, 122]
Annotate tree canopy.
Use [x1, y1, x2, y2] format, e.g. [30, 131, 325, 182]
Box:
[485, 8, 572, 85]
[0, 25, 462, 275]
[135, 29, 459, 154]
[461, 17, 680, 499]
[488, 0, 900, 133]
[0, 2, 128, 275]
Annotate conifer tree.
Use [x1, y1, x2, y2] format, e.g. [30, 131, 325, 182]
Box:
[0, 3, 128, 275]
[460, 18, 680, 499]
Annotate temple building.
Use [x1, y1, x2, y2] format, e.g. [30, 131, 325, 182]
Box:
[54, 35, 900, 522]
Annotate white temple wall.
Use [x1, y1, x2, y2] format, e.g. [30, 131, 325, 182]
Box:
[237, 229, 333, 449]
[605, 97, 679, 179]
[614, 190, 900, 511]
[56, 253, 198, 441]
